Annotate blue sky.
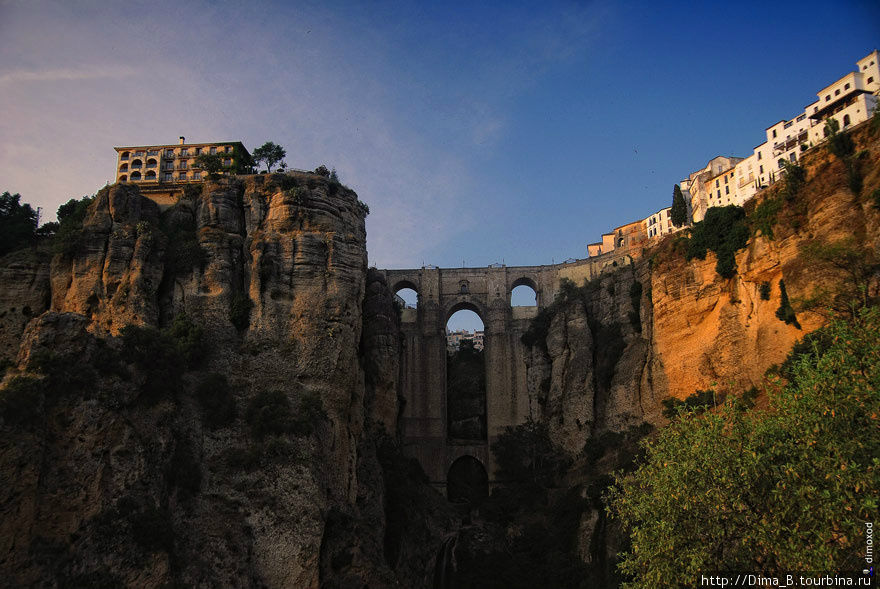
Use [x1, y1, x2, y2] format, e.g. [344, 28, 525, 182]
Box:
[1, 0, 878, 326]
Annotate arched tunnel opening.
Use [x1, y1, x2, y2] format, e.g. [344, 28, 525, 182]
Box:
[446, 307, 486, 442]
[447, 455, 489, 506]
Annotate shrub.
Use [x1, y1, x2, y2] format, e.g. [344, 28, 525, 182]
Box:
[749, 195, 783, 239]
[779, 160, 806, 202]
[0, 375, 44, 425]
[872, 188, 880, 211]
[685, 205, 750, 278]
[661, 388, 722, 419]
[129, 505, 174, 553]
[291, 391, 327, 436]
[608, 307, 880, 584]
[229, 293, 254, 331]
[196, 373, 236, 428]
[0, 191, 38, 256]
[759, 281, 771, 300]
[52, 195, 94, 256]
[775, 279, 800, 328]
[161, 213, 204, 276]
[245, 390, 294, 439]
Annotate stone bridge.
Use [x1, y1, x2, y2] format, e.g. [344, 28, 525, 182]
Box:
[380, 251, 633, 496]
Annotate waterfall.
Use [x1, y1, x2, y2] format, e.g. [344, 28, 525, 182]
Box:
[432, 534, 458, 589]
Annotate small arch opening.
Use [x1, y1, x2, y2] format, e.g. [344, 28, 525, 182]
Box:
[130, 171, 141, 180]
[119, 175, 127, 182]
[145, 170, 156, 180]
[131, 158, 143, 168]
[843, 114, 851, 127]
[119, 163, 128, 172]
[446, 309, 486, 442]
[394, 285, 418, 309]
[511, 284, 537, 307]
[447, 456, 488, 507]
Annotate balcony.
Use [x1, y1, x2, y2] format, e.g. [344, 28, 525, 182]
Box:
[146, 163, 157, 169]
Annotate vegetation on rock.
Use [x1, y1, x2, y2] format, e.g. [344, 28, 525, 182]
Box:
[0, 191, 37, 256]
[683, 205, 750, 278]
[608, 306, 880, 586]
[670, 183, 687, 227]
[253, 141, 287, 173]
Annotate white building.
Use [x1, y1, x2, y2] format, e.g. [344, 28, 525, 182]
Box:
[684, 50, 879, 223]
[644, 206, 679, 239]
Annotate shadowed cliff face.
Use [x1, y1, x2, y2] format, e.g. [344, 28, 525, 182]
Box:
[0, 174, 428, 588]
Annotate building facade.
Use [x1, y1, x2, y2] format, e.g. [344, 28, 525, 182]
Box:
[114, 137, 250, 186]
[447, 329, 485, 351]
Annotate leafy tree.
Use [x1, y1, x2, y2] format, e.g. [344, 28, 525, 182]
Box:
[195, 153, 224, 180]
[670, 184, 687, 227]
[314, 165, 330, 177]
[253, 141, 286, 173]
[0, 191, 37, 256]
[685, 205, 750, 278]
[608, 307, 880, 586]
[799, 237, 880, 314]
[825, 117, 855, 159]
[53, 195, 94, 256]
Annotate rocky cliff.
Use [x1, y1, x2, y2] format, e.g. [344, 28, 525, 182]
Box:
[0, 173, 435, 587]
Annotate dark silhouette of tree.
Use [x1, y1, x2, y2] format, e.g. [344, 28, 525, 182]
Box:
[253, 142, 286, 173]
[670, 184, 687, 227]
[0, 192, 37, 256]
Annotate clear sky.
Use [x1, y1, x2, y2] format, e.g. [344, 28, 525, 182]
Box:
[1, 1, 878, 299]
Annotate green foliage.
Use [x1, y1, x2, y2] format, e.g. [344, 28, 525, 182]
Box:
[0, 191, 37, 256]
[314, 165, 330, 177]
[252, 141, 286, 173]
[52, 195, 95, 256]
[447, 340, 486, 440]
[492, 418, 571, 509]
[195, 373, 236, 428]
[749, 194, 783, 239]
[0, 375, 44, 425]
[629, 280, 642, 332]
[161, 209, 204, 275]
[872, 188, 880, 211]
[120, 314, 204, 401]
[799, 237, 880, 314]
[229, 293, 254, 331]
[660, 388, 721, 419]
[357, 199, 370, 216]
[778, 160, 806, 202]
[826, 118, 855, 159]
[670, 183, 687, 227]
[608, 306, 880, 586]
[775, 279, 800, 328]
[759, 281, 771, 300]
[684, 205, 750, 278]
[129, 505, 174, 553]
[195, 153, 224, 180]
[245, 389, 325, 439]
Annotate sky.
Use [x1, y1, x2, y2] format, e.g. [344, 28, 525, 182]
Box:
[1, 0, 878, 331]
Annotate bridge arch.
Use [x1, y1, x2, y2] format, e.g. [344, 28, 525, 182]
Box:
[447, 455, 489, 505]
[444, 299, 487, 323]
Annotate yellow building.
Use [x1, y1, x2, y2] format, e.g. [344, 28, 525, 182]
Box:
[114, 137, 250, 185]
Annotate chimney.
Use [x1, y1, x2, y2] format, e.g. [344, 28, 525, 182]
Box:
[179, 136, 185, 145]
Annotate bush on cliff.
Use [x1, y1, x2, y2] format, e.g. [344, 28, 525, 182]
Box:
[0, 191, 37, 256]
[52, 195, 94, 256]
[684, 205, 749, 278]
[607, 306, 880, 586]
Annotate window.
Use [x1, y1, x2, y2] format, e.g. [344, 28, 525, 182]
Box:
[119, 164, 128, 172]
[180, 160, 188, 169]
[147, 150, 158, 156]
[223, 158, 232, 166]
[716, 179, 720, 188]
[778, 160, 785, 169]
[165, 150, 174, 157]
[772, 129, 777, 138]
[120, 151, 130, 160]
[193, 171, 201, 180]
[868, 77, 874, 84]
[163, 173, 173, 181]
[119, 175, 127, 182]
[843, 114, 851, 126]
[789, 152, 796, 162]
[181, 148, 189, 156]
[210, 147, 217, 154]
[844, 83, 850, 90]
[725, 186, 729, 195]
[758, 151, 762, 160]
[224, 146, 231, 153]
[195, 147, 202, 155]
[759, 165, 764, 174]
[814, 106, 818, 113]
[784, 121, 793, 129]
[826, 95, 831, 101]
[179, 173, 187, 180]
[135, 151, 145, 157]
[724, 175, 728, 184]
[717, 190, 721, 198]
[796, 114, 806, 122]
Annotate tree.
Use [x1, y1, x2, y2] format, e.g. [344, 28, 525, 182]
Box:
[252, 141, 286, 173]
[195, 154, 224, 180]
[0, 192, 37, 256]
[670, 184, 687, 227]
[607, 307, 880, 586]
